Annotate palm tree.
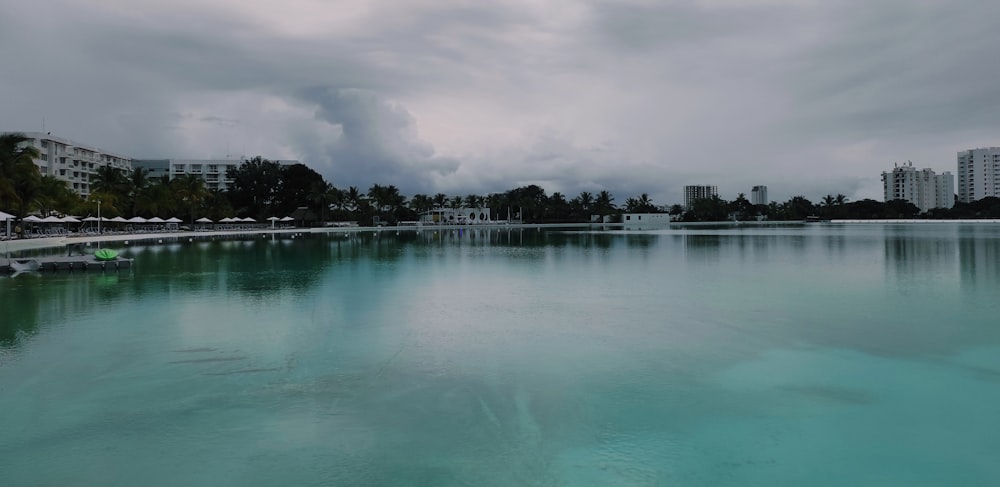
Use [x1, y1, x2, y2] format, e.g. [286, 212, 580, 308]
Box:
[346, 186, 363, 212]
[308, 180, 335, 222]
[433, 193, 448, 208]
[172, 174, 209, 222]
[33, 175, 79, 216]
[409, 194, 434, 213]
[0, 132, 43, 217]
[595, 190, 616, 215]
[91, 165, 130, 203]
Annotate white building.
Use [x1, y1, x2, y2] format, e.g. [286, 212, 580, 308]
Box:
[750, 185, 768, 206]
[132, 158, 299, 192]
[684, 185, 718, 209]
[10, 132, 131, 198]
[881, 161, 954, 212]
[622, 213, 673, 224]
[957, 147, 1000, 203]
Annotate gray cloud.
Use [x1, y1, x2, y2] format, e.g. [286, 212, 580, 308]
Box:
[2, 0, 998, 205]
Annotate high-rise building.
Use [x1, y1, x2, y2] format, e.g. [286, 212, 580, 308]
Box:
[957, 147, 1000, 203]
[684, 185, 718, 209]
[881, 161, 954, 212]
[750, 185, 768, 206]
[132, 158, 299, 192]
[8, 132, 131, 198]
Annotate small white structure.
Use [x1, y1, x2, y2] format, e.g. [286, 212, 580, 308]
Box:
[621, 213, 672, 224]
[420, 207, 492, 224]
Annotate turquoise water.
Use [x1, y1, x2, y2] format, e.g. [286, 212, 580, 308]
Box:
[2, 224, 1000, 485]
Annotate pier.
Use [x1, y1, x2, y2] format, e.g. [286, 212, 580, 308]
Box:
[1, 255, 134, 274]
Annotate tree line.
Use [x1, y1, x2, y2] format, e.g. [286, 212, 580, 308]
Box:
[5, 132, 1000, 225]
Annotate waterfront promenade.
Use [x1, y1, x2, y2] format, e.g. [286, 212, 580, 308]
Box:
[1, 222, 592, 254]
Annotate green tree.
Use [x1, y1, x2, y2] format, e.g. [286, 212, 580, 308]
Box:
[91, 165, 130, 202]
[594, 190, 616, 216]
[226, 156, 283, 218]
[34, 175, 80, 216]
[172, 174, 209, 223]
[624, 193, 657, 213]
[0, 132, 43, 217]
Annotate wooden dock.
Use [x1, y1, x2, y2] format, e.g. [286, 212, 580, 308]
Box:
[1, 255, 134, 273]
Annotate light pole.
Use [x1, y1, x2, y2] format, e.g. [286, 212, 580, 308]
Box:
[97, 199, 102, 247]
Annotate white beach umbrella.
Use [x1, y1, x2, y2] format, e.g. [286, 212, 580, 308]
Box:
[219, 217, 234, 223]
[83, 216, 99, 222]
[165, 217, 183, 223]
[148, 216, 166, 223]
[127, 216, 147, 223]
[280, 216, 294, 222]
[111, 216, 128, 223]
[0, 210, 15, 220]
[42, 215, 62, 223]
[62, 216, 81, 223]
[196, 217, 213, 223]
[242, 217, 256, 222]
[23, 215, 43, 222]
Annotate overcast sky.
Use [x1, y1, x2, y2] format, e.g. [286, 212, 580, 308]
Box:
[3, 0, 998, 205]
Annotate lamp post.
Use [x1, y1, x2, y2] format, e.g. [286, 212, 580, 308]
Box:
[97, 199, 101, 247]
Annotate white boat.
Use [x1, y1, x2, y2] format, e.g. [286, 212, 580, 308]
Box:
[9, 259, 41, 272]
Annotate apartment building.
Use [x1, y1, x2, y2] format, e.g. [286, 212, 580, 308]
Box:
[957, 147, 1000, 203]
[750, 185, 768, 206]
[881, 161, 954, 212]
[683, 185, 718, 210]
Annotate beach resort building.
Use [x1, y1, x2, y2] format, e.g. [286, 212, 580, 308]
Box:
[8, 132, 131, 198]
[684, 185, 718, 210]
[881, 161, 954, 212]
[751, 185, 768, 206]
[957, 147, 1000, 203]
[132, 158, 299, 192]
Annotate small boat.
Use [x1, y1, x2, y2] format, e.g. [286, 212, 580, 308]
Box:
[10, 259, 41, 272]
[94, 248, 119, 261]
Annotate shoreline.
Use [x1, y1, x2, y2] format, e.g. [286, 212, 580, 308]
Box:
[5, 218, 1000, 254]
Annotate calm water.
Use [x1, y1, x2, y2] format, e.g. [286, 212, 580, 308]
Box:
[2, 224, 1000, 486]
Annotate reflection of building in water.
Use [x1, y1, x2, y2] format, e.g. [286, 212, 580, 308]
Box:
[884, 234, 958, 281]
[958, 229, 1000, 288]
[419, 208, 492, 224]
[881, 161, 954, 212]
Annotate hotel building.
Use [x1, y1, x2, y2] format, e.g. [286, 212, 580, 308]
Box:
[10, 132, 131, 198]
[132, 158, 299, 192]
[750, 185, 768, 206]
[957, 147, 1000, 203]
[881, 162, 954, 212]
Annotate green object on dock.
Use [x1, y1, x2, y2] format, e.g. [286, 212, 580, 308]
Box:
[94, 248, 119, 261]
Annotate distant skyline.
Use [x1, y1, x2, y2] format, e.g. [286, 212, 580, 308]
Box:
[3, 0, 998, 206]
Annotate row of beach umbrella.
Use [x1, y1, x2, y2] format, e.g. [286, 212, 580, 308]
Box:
[194, 216, 294, 223]
[20, 215, 185, 224]
[7, 214, 295, 224]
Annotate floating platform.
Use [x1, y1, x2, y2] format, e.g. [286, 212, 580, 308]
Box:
[1, 255, 134, 274]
